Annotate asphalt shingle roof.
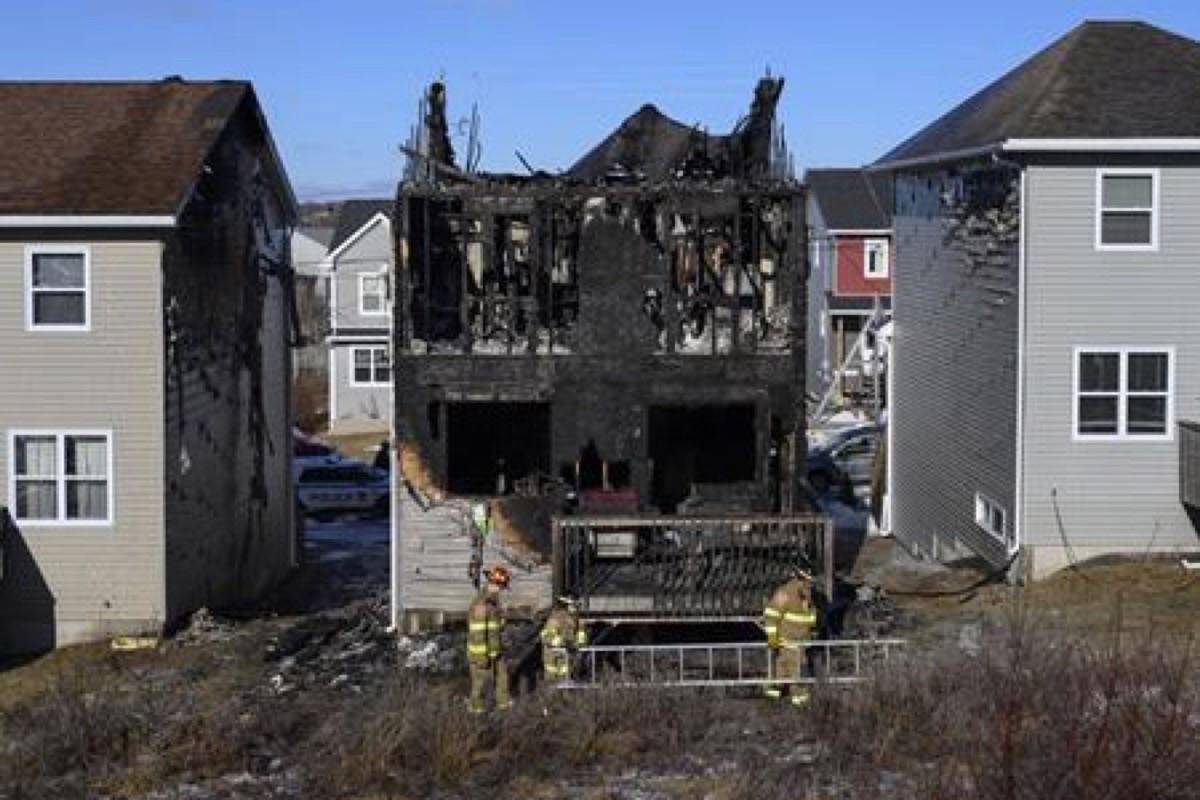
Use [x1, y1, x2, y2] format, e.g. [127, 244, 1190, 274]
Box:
[0, 80, 251, 215]
[805, 168, 893, 230]
[877, 21, 1200, 165]
[329, 199, 393, 252]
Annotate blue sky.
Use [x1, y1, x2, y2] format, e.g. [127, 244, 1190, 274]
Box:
[3, 1, 1198, 200]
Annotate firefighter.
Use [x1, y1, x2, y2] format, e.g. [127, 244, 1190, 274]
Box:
[541, 597, 587, 683]
[467, 565, 511, 713]
[763, 570, 819, 707]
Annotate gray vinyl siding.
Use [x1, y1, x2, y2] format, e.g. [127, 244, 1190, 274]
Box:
[890, 168, 1020, 566]
[1019, 162, 1200, 561]
[331, 217, 392, 333]
[331, 342, 392, 426]
[0, 239, 165, 651]
[806, 195, 831, 398]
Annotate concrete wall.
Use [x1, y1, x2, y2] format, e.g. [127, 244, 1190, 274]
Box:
[0, 236, 165, 652]
[890, 165, 1021, 567]
[1020, 159, 1200, 576]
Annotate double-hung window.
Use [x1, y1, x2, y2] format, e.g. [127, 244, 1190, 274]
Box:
[1096, 170, 1158, 250]
[1075, 348, 1173, 440]
[351, 346, 391, 386]
[10, 431, 112, 524]
[26, 246, 90, 330]
[864, 238, 889, 278]
[359, 272, 389, 316]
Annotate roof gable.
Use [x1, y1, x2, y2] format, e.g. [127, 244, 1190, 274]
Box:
[0, 80, 255, 215]
[877, 21, 1200, 166]
[327, 199, 393, 257]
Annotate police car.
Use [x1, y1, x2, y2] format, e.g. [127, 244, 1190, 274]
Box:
[296, 460, 390, 521]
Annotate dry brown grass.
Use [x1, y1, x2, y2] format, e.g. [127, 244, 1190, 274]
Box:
[294, 370, 329, 434]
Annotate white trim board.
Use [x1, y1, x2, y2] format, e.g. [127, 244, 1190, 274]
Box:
[0, 215, 175, 228]
[322, 212, 391, 267]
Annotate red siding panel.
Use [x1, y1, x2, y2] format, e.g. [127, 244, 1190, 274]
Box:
[834, 235, 893, 297]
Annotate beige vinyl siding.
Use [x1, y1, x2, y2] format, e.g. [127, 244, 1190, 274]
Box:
[0, 239, 165, 650]
[890, 168, 1020, 567]
[332, 218, 392, 332]
[1020, 162, 1200, 571]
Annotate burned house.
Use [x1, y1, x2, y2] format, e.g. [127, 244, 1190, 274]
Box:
[391, 79, 816, 629]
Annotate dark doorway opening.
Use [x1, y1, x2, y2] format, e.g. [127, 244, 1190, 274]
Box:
[447, 402, 551, 495]
[648, 404, 757, 512]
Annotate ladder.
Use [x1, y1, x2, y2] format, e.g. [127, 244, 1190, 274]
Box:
[557, 638, 905, 689]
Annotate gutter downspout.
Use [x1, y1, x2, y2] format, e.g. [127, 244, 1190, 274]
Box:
[1013, 167, 1029, 579]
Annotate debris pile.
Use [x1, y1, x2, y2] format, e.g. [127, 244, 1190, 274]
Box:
[263, 594, 398, 694]
[842, 584, 908, 638]
[175, 606, 238, 645]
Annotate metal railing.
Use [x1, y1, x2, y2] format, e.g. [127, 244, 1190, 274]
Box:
[559, 638, 905, 689]
[552, 514, 834, 620]
[1179, 420, 1200, 508]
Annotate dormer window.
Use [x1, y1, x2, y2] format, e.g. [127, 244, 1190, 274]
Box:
[26, 245, 90, 331]
[1097, 169, 1158, 250]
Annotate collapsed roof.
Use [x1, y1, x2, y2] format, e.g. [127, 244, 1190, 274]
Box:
[877, 21, 1200, 166]
[406, 76, 793, 185]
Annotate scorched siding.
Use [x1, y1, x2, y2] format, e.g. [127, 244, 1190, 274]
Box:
[890, 167, 1020, 567]
[0, 238, 166, 650]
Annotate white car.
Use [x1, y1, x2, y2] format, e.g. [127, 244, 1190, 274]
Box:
[296, 460, 389, 521]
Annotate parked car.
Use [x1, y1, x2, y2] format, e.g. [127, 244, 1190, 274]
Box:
[807, 424, 883, 498]
[296, 460, 389, 522]
[293, 430, 343, 480]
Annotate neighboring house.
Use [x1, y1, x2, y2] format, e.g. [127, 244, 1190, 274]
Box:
[324, 200, 393, 432]
[804, 168, 893, 410]
[876, 20, 1200, 579]
[292, 225, 334, 374]
[0, 80, 298, 652]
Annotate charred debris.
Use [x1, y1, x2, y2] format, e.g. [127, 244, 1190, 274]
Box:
[392, 77, 808, 568]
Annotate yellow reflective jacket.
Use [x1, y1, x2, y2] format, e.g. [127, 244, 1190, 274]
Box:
[763, 578, 817, 648]
[541, 607, 588, 650]
[467, 590, 503, 665]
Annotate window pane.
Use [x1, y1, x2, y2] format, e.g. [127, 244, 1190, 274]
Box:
[376, 365, 392, 384]
[991, 507, 1005, 534]
[1102, 175, 1153, 209]
[15, 435, 56, 476]
[32, 253, 85, 288]
[1127, 397, 1167, 435]
[1079, 396, 1119, 434]
[1079, 353, 1119, 392]
[16, 480, 57, 519]
[1101, 211, 1152, 245]
[374, 348, 390, 368]
[33, 292, 86, 325]
[1128, 353, 1168, 392]
[67, 480, 108, 520]
[66, 436, 108, 477]
[362, 294, 382, 312]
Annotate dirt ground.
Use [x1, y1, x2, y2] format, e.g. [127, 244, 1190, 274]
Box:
[3, 523, 1199, 799]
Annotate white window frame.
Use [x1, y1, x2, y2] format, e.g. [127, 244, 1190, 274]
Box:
[349, 345, 392, 387]
[1072, 346, 1175, 442]
[25, 244, 91, 332]
[974, 492, 1009, 547]
[7, 429, 114, 527]
[358, 269, 390, 317]
[863, 238, 889, 279]
[1095, 168, 1159, 252]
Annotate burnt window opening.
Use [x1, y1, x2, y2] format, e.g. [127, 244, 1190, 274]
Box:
[446, 402, 551, 496]
[427, 401, 441, 441]
[648, 404, 757, 512]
